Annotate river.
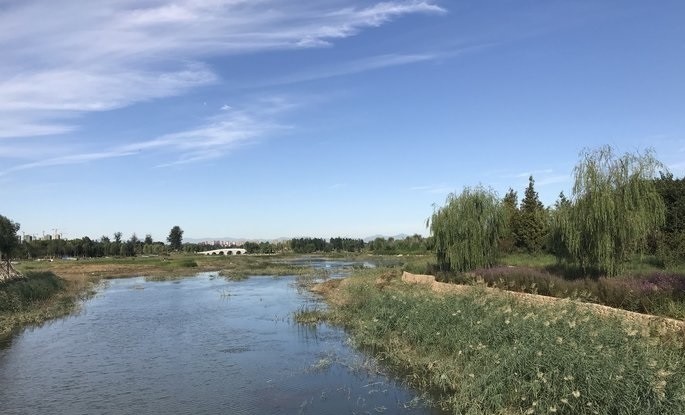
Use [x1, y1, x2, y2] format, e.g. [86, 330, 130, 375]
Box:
[0, 261, 444, 414]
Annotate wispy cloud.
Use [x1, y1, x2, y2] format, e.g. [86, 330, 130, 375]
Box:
[262, 53, 439, 86]
[0, 0, 445, 140]
[1, 96, 295, 176]
[409, 184, 453, 194]
[0, 150, 136, 176]
[509, 169, 554, 179]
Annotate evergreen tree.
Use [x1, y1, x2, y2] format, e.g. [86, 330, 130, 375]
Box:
[548, 192, 572, 260]
[167, 226, 184, 251]
[651, 172, 685, 265]
[516, 176, 548, 253]
[499, 188, 519, 254]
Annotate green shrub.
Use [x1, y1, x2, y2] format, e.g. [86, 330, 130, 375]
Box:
[178, 259, 198, 268]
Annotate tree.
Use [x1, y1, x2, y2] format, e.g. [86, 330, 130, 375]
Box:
[0, 214, 21, 278]
[548, 192, 572, 260]
[552, 146, 665, 276]
[516, 176, 548, 253]
[144, 234, 153, 245]
[499, 188, 519, 254]
[429, 186, 505, 273]
[167, 226, 184, 251]
[652, 172, 685, 265]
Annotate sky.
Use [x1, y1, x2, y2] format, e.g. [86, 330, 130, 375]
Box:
[1, 0, 684, 241]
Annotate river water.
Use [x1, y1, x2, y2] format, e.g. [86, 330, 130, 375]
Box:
[0, 262, 444, 414]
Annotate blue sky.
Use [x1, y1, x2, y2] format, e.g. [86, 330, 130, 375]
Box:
[1, 0, 684, 241]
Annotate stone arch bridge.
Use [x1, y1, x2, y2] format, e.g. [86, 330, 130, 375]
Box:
[197, 248, 247, 256]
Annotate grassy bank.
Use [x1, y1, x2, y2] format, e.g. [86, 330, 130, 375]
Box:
[318, 267, 685, 414]
[0, 272, 93, 339]
[14, 253, 342, 281]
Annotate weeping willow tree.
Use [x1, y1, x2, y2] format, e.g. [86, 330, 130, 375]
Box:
[429, 186, 505, 272]
[553, 146, 666, 276]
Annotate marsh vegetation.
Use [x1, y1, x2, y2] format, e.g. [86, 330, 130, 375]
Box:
[316, 267, 685, 414]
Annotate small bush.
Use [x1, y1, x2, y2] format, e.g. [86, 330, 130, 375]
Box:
[178, 259, 198, 268]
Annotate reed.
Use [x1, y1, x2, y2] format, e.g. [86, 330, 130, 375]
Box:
[324, 268, 685, 414]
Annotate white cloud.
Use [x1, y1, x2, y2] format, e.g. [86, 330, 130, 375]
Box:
[0, 0, 445, 140]
[1, 96, 294, 175]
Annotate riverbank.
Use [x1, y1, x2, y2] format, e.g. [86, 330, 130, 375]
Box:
[315, 267, 685, 414]
[0, 272, 95, 339]
[14, 253, 379, 282]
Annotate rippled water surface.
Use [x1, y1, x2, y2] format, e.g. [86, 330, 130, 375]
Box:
[0, 265, 444, 414]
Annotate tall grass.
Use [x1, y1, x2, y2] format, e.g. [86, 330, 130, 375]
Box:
[0, 272, 65, 312]
[326, 268, 685, 414]
[0, 271, 91, 339]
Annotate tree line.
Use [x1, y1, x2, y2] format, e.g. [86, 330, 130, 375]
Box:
[0, 216, 433, 262]
[430, 146, 684, 276]
[0, 224, 187, 261]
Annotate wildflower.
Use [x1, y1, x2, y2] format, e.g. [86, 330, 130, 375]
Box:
[525, 409, 535, 415]
[555, 337, 563, 344]
[568, 320, 576, 328]
[657, 369, 673, 378]
[536, 351, 543, 357]
[560, 399, 568, 404]
[572, 390, 581, 398]
[505, 319, 510, 325]
[544, 321, 551, 327]
[549, 406, 557, 413]
[468, 373, 475, 378]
